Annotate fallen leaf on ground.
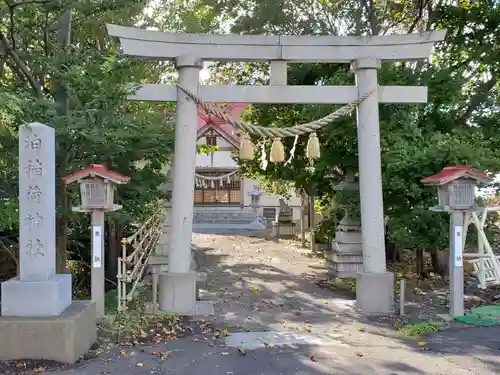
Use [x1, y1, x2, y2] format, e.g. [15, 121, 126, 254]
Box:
[417, 341, 426, 346]
[358, 327, 365, 332]
[354, 352, 364, 357]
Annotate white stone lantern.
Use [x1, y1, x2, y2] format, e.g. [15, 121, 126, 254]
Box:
[247, 185, 266, 230]
[62, 164, 130, 317]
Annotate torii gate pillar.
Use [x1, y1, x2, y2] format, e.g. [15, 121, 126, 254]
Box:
[158, 55, 204, 314]
[352, 58, 394, 314]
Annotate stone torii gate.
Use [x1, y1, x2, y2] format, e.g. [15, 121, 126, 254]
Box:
[107, 25, 446, 315]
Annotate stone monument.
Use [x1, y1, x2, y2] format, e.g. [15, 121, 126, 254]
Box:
[325, 173, 363, 277]
[0, 123, 96, 363]
[272, 198, 296, 238]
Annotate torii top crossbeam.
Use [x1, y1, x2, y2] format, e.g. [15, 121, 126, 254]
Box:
[106, 25, 446, 105]
[107, 25, 446, 63]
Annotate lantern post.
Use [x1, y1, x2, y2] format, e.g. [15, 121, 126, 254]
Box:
[421, 166, 492, 317]
[62, 164, 130, 317]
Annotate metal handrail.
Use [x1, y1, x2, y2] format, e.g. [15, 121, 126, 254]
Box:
[116, 209, 164, 311]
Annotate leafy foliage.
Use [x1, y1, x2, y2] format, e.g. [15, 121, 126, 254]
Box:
[0, 0, 176, 277]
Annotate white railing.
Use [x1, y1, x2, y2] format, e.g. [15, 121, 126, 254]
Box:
[116, 209, 164, 311]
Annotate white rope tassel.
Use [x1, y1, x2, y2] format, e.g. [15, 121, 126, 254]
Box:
[306, 132, 321, 159]
[270, 137, 285, 163]
[239, 134, 255, 160]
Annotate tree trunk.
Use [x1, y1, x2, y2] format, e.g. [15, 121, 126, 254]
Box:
[385, 234, 400, 263]
[430, 250, 449, 277]
[106, 219, 124, 286]
[309, 195, 316, 252]
[55, 215, 68, 273]
[416, 249, 425, 278]
[55, 10, 72, 274]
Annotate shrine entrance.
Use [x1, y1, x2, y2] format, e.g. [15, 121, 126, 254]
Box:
[108, 24, 446, 316]
[194, 170, 241, 205]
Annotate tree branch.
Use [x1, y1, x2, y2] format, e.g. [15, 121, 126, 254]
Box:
[0, 31, 43, 97]
[10, 0, 49, 7]
[458, 72, 498, 126]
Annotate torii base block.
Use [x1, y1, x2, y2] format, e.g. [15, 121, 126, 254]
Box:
[158, 272, 214, 316]
[356, 272, 394, 315]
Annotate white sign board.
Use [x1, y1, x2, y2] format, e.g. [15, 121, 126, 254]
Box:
[454, 226, 463, 267]
[92, 225, 102, 268]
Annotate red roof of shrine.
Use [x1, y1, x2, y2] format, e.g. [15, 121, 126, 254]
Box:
[197, 103, 247, 146]
[62, 164, 130, 185]
[421, 165, 491, 185]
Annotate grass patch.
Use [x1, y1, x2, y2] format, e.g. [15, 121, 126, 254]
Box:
[397, 322, 443, 337]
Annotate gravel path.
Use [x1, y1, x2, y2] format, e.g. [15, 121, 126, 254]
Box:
[18, 233, 500, 374]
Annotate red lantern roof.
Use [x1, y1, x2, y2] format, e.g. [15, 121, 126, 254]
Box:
[62, 164, 130, 185]
[421, 165, 491, 185]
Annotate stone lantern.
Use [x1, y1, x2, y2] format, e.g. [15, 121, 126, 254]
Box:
[325, 171, 363, 277]
[421, 165, 492, 317]
[62, 164, 130, 317]
[247, 185, 266, 230]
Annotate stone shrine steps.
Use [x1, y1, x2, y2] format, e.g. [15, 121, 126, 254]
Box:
[192, 206, 266, 233]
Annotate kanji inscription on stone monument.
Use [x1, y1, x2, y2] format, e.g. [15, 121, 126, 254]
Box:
[18, 123, 56, 281]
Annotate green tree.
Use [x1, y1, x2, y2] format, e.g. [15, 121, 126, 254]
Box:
[0, 0, 175, 282]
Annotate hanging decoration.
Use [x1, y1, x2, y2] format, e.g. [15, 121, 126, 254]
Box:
[239, 134, 255, 161]
[194, 169, 239, 188]
[260, 142, 268, 170]
[285, 135, 299, 166]
[270, 137, 285, 163]
[306, 132, 321, 159]
[177, 84, 374, 167]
